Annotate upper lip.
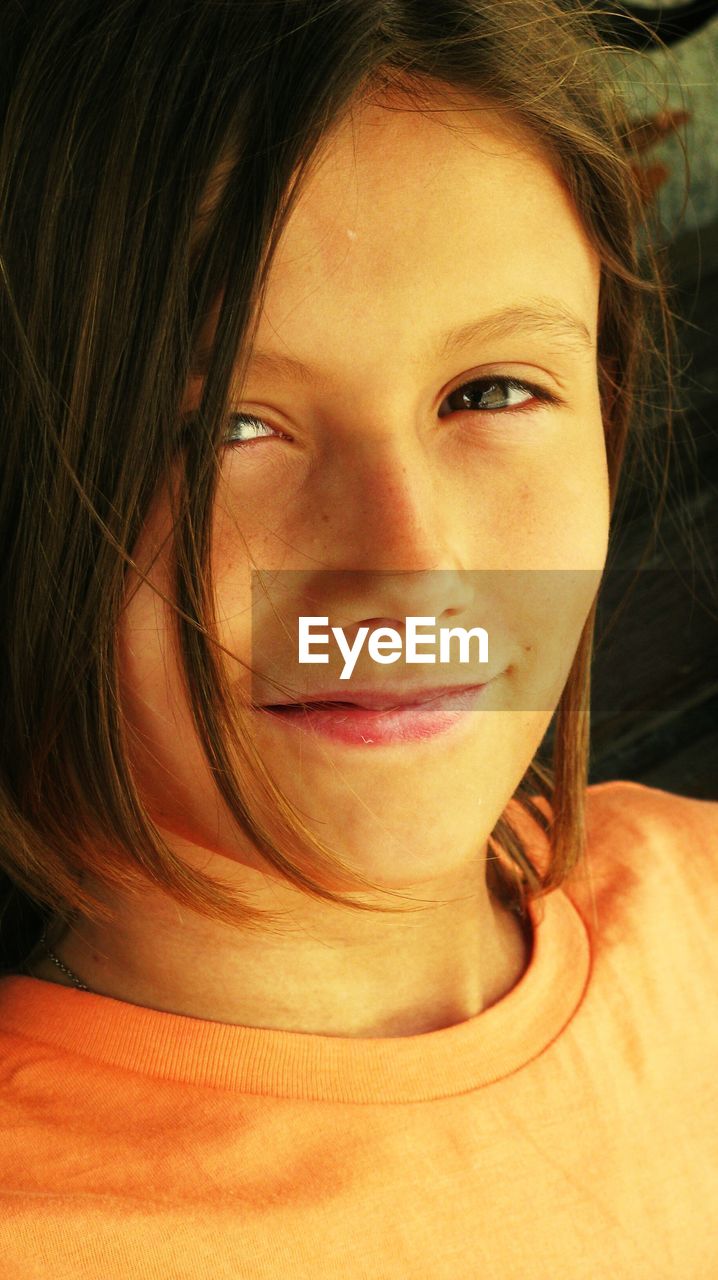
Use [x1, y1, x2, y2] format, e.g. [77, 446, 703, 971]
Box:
[258, 683, 489, 711]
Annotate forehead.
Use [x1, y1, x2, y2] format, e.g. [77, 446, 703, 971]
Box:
[195, 86, 599, 385]
[259, 91, 598, 364]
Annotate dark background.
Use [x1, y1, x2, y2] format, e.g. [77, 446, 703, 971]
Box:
[574, 3, 718, 802]
[588, 219, 718, 800]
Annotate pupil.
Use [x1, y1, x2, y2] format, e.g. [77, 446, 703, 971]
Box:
[463, 381, 503, 410]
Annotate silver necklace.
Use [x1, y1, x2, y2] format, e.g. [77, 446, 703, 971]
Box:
[34, 915, 90, 992]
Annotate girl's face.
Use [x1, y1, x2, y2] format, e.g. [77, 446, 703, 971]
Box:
[119, 91, 608, 893]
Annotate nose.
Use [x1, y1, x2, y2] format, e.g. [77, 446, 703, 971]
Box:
[317, 430, 473, 624]
[326, 431, 460, 573]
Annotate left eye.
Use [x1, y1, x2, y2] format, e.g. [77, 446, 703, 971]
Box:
[439, 376, 557, 415]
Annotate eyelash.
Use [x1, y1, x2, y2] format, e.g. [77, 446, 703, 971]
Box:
[190, 376, 564, 448]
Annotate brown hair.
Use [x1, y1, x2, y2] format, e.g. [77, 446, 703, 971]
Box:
[0, 0, 677, 969]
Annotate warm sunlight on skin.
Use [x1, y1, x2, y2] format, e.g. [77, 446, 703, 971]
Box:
[50, 85, 609, 1036]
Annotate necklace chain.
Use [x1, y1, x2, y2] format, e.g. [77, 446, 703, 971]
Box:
[34, 916, 90, 992]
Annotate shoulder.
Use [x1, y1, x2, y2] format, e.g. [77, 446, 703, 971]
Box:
[583, 779, 718, 883]
[514, 778, 718, 880]
[566, 780, 718, 954]
[584, 777, 718, 831]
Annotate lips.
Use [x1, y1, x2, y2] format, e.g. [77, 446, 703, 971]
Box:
[260, 684, 486, 711]
[255, 682, 492, 747]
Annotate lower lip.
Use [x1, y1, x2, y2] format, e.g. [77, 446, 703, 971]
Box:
[256, 684, 490, 746]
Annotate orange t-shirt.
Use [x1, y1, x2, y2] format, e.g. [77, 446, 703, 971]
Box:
[1, 780, 717, 1278]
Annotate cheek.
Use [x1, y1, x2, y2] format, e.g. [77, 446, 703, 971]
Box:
[117, 574, 201, 831]
[209, 489, 264, 697]
[503, 409, 610, 572]
[115, 489, 230, 839]
[499, 414, 609, 705]
[473, 407, 608, 697]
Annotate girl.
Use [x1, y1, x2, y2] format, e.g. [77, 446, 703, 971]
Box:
[1, 1, 716, 1276]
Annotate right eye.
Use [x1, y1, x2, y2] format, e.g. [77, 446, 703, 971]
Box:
[223, 413, 287, 446]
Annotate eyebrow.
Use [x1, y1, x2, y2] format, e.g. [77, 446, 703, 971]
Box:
[190, 300, 594, 382]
